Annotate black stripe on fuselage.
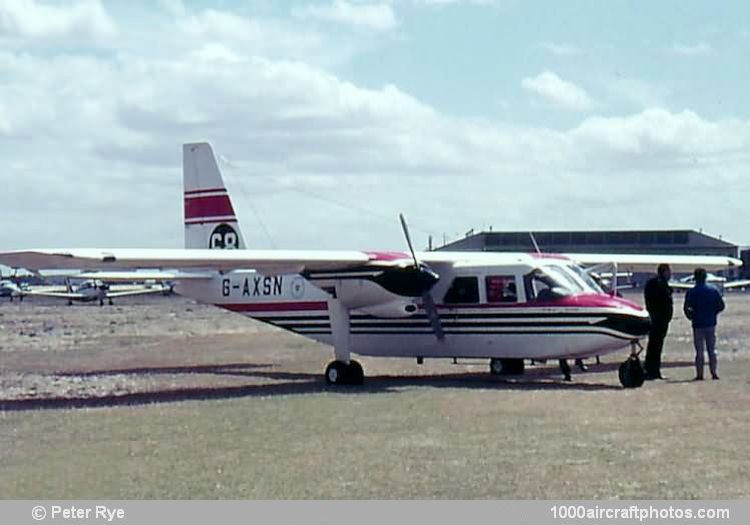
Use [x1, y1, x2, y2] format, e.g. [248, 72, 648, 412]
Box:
[278, 327, 637, 341]
[251, 311, 648, 339]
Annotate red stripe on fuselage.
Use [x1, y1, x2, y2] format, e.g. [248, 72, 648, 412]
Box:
[222, 301, 329, 313]
[184, 195, 235, 219]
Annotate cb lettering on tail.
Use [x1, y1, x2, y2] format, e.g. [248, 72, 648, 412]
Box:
[210, 224, 239, 249]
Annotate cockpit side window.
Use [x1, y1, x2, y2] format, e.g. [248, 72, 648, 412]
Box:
[443, 276, 480, 304]
[524, 270, 553, 302]
[485, 275, 518, 303]
[523, 267, 576, 302]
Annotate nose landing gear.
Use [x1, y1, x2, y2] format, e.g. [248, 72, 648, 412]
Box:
[619, 341, 645, 389]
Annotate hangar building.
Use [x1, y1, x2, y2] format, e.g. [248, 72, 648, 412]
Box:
[436, 229, 743, 279]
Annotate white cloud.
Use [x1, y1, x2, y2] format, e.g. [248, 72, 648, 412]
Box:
[521, 71, 595, 111]
[0, 0, 116, 43]
[292, 1, 397, 33]
[177, 9, 333, 64]
[670, 41, 712, 56]
[1, 6, 749, 251]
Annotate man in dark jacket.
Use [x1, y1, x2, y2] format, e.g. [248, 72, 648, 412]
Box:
[684, 268, 725, 380]
[643, 264, 673, 379]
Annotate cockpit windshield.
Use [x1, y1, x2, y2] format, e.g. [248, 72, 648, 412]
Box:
[565, 264, 604, 293]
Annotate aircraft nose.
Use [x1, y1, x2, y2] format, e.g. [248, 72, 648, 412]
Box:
[596, 311, 651, 338]
[631, 315, 652, 337]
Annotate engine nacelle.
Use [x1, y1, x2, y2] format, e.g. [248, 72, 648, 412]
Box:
[354, 300, 419, 318]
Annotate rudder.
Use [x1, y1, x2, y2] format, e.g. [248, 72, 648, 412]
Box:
[183, 142, 246, 250]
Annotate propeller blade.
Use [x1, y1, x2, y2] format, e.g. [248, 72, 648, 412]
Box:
[422, 292, 444, 341]
[399, 213, 419, 268]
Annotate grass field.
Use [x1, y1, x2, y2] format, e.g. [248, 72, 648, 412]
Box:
[1, 292, 749, 499]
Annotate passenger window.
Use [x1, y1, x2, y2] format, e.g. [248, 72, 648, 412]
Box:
[443, 276, 480, 304]
[486, 275, 517, 303]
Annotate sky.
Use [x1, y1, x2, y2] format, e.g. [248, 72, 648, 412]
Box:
[1, 0, 750, 253]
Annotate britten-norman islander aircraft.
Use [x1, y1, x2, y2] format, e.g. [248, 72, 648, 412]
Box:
[0, 143, 742, 388]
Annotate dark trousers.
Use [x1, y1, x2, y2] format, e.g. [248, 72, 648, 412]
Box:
[645, 322, 669, 377]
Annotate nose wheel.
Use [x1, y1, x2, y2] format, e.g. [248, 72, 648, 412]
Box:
[619, 341, 645, 388]
[325, 360, 364, 385]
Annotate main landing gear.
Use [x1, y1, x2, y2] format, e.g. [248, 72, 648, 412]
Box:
[489, 358, 525, 376]
[618, 341, 645, 389]
[325, 360, 364, 386]
[325, 298, 365, 386]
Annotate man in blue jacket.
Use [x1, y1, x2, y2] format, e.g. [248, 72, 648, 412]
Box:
[684, 268, 725, 380]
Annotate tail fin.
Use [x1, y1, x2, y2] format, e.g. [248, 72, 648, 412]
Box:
[183, 142, 246, 249]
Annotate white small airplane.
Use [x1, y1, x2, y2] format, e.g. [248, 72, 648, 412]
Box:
[0, 143, 742, 388]
[0, 278, 26, 302]
[670, 272, 750, 292]
[25, 277, 171, 306]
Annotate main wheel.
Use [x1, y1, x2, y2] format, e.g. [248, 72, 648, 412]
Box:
[619, 355, 645, 388]
[347, 360, 364, 385]
[325, 361, 347, 385]
[489, 358, 525, 376]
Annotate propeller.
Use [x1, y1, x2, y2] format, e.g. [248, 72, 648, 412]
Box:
[398, 214, 444, 341]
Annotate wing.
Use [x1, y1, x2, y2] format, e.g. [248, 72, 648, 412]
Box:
[26, 290, 85, 299]
[0, 249, 407, 274]
[566, 253, 743, 272]
[106, 286, 170, 298]
[723, 279, 750, 289]
[77, 270, 213, 281]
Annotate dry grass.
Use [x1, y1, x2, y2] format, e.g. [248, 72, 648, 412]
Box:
[1, 292, 749, 499]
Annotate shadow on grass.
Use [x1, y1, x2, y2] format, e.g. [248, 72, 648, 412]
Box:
[0, 354, 693, 411]
[2, 359, 696, 412]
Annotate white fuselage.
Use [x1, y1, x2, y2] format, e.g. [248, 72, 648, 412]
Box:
[175, 259, 651, 361]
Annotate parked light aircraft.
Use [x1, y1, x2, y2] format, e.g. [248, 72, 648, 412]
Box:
[0, 279, 26, 302]
[0, 143, 742, 388]
[670, 272, 750, 292]
[26, 277, 171, 306]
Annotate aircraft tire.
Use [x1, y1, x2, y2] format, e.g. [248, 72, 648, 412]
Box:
[346, 360, 364, 385]
[490, 358, 524, 376]
[325, 361, 349, 385]
[618, 355, 645, 389]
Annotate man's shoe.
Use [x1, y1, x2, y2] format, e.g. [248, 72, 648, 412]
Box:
[693, 376, 704, 381]
[575, 359, 588, 372]
[657, 374, 668, 380]
[711, 374, 720, 380]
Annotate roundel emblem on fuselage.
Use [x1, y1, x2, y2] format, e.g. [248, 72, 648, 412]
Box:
[209, 224, 239, 249]
[291, 276, 305, 298]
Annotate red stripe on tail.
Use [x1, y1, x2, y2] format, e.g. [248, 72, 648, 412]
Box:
[184, 195, 235, 220]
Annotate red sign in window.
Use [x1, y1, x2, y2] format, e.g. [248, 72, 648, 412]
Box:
[486, 275, 518, 303]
